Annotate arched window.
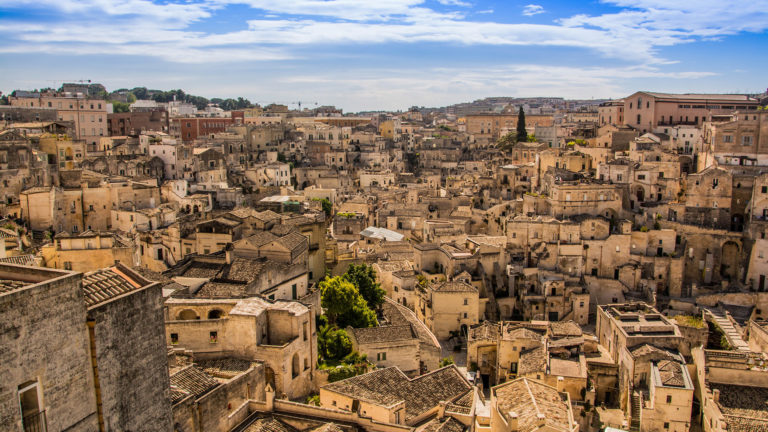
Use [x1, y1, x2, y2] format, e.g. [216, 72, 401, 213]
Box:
[207, 309, 224, 319]
[177, 309, 199, 320]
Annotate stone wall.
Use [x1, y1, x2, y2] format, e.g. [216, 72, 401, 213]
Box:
[89, 282, 173, 431]
[0, 270, 99, 431]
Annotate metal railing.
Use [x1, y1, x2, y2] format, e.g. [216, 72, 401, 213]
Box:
[22, 410, 47, 432]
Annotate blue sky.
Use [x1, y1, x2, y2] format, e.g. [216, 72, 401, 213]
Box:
[1, 0, 767, 111]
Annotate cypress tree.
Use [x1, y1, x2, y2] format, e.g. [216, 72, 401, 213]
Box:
[516, 106, 527, 142]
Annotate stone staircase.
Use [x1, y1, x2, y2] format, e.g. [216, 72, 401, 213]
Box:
[703, 307, 750, 351]
[629, 392, 641, 432]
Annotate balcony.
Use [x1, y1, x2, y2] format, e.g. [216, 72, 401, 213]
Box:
[22, 410, 47, 432]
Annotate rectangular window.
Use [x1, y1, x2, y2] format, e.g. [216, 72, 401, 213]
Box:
[18, 382, 45, 432]
[723, 135, 733, 143]
[666, 395, 672, 404]
[170, 333, 179, 344]
[209, 331, 218, 343]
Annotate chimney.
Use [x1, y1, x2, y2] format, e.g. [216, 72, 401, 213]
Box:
[557, 376, 565, 393]
[507, 411, 519, 430]
[537, 413, 546, 426]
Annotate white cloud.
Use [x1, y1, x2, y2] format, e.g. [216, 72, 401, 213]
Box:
[0, 0, 765, 98]
[436, 0, 472, 6]
[194, 63, 717, 111]
[1, 0, 766, 65]
[522, 4, 545, 16]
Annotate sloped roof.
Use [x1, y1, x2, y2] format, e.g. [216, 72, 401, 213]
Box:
[170, 365, 219, 404]
[418, 417, 466, 432]
[493, 378, 573, 432]
[349, 324, 415, 345]
[656, 360, 686, 388]
[518, 346, 547, 376]
[432, 280, 477, 293]
[322, 365, 470, 421]
[81, 266, 147, 308]
[243, 417, 298, 432]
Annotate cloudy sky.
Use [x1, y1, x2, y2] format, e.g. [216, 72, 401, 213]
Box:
[1, 0, 767, 111]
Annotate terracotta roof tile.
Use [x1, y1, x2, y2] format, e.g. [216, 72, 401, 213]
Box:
[323, 366, 470, 421]
[82, 267, 145, 308]
[493, 378, 572, 432]
[170, 366, 219, 404]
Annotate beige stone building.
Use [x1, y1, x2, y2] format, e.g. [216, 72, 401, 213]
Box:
[11, 93, 109, 149]
[693, 347, 768, 432]
[320, 365, 474, 427]
[487, 377, 578, 432]
[41, 230, 135, 272]
[416, 275, 482, 339]
[170, 356, 266, 432]
[165, 297, 317, 399]
[622, 91, 759, 133]
[0, 262, 173, 432]
[348, 298, 441, 375]
[701, 110, 768, 168]
[466, 113, 553, 139]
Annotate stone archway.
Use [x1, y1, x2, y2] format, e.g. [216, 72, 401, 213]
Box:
[177, 309, 199, 320]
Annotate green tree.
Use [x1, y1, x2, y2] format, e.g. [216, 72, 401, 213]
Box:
[320, 276, 377, 328]
[343, 263, 385, 310]
[496, 132, 516, 150]
[312, 198, 332, 217]
[516, 106, 527, 143]
[439, 357, 455, 367]
[110, 101, 130, 113]
[319, 327, 353, 360]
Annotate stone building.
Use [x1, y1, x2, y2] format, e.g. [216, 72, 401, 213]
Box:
[170, 356, 266, 432]
[0, 262, 173, 432]
[164, 297, 317, 399]
[347, 298, 441, 375]
[40, 230, 135, 272]
[0, 264, 100, 432]
[488, 377, 578, 432]
[319, 365, 473, 427]
[82, 264, 172, 431]
[416, 274, 483, 340]
[693, 347, 768, 432]
[621, 91, 759, 133]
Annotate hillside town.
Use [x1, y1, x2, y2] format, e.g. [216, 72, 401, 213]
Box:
[3, 84, 768, 432]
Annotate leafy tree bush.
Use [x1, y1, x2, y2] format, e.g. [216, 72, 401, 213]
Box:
[343, 263, 385, 310]
[439, 357, 455, 367]
[320, 276, 377, 328]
